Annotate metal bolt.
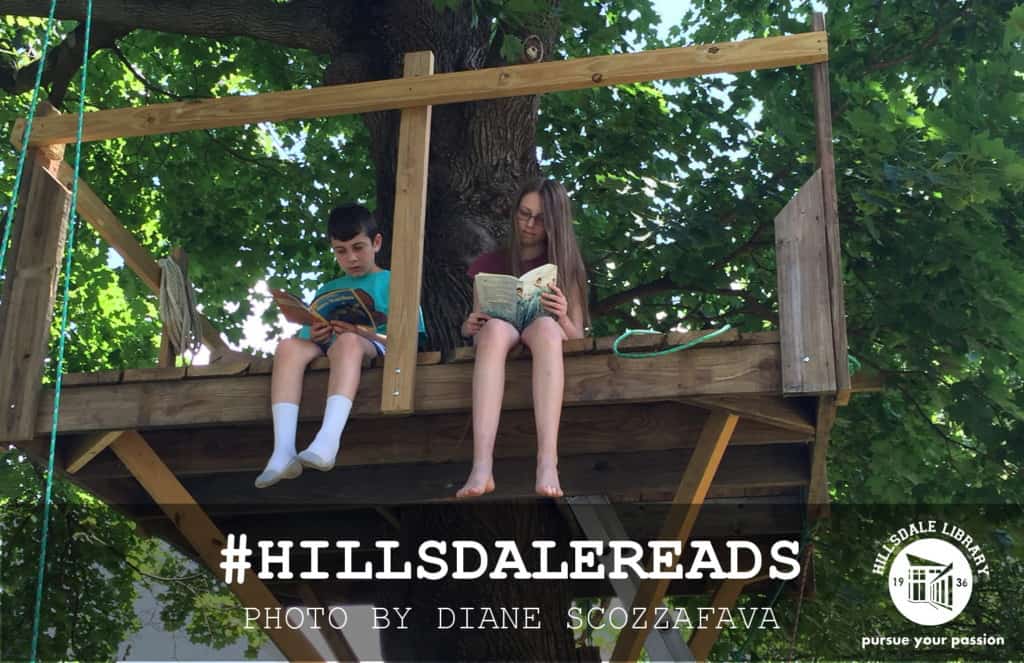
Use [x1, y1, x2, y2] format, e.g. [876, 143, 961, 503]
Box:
[395, 368, 401, 374]
[802, 356, 811, 363]
[392, 390, 400, 396]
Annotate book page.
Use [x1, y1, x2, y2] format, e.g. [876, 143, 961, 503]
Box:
[474, 273, 520, 323]
[310, 288, 378, 328]
[519, 263, 557, 298]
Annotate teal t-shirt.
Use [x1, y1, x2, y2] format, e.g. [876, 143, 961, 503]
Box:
[296, 269, 427, 345]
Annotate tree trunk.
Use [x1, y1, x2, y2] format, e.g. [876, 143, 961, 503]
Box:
[323, 0, 548, 352]
[380, 503, 580, 662]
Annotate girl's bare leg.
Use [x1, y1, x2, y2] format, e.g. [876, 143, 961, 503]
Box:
[456, 319, 520, 498]
[520, 316, 566, 497]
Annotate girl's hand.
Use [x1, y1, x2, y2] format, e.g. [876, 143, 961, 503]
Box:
[462, 312, 491, 337]
[310, 321, 332, 343]
[540, 283, 568, 320]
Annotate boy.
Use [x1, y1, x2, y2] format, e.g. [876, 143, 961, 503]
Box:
[256, 204, 426, 488]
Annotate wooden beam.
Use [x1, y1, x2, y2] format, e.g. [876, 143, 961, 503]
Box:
[807, 395, 837, 520]
[774, 169, 837, 395]
[92, 442, 802, 508]
[381, 52, 433, 415]
[296, 583, 358, 662]
[73, 403, 807, 480]
[610, 411, 739, 663]
[37, 342, 781, 434]
[682, 395, 814, 435]
[811, 13, 851, 405]
[13, 32, 827, 147]
[0, 135, 72, 441]
[688, 579, 748, 661]
[65, 429, 127, 474]
[51, 161, 230, 355]
[108, 431, 324, 662]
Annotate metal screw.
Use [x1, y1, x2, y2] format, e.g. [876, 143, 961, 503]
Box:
[392, 390, 400, 396]
[802, 356, 811, 363]
[395, 368, 401, 374]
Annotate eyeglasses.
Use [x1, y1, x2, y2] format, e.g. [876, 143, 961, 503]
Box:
[516, 207, 544, 224]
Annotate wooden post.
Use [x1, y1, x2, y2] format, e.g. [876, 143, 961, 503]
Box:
[158, 247, 189, 368]
[807, 394, 837, 520]
[811, 13, 851, 405]
[381, 51, 434, 414]
[610, 411, 739, 663]
[774, 170, 837, 395]
[0, 104, 70, 441]
[109, 431, 324, 662]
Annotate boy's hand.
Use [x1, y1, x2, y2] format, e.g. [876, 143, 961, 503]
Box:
[540, 284, 567, 320]
[330, 321, 357, 335]
[462, 312, 491, 338]
[310, 321, 332, 343]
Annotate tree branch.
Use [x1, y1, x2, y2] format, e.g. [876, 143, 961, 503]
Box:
[1, 21, 128, 105]
[3, 0, 343, 54]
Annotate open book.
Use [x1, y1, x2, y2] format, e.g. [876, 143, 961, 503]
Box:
[474, 263, 557, 331]
[271, 287, 386, 334]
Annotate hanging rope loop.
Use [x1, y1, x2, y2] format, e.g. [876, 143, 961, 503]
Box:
[158, 256, 203, 359]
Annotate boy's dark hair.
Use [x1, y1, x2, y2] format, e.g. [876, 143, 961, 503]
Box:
[327, 204, 379, 242]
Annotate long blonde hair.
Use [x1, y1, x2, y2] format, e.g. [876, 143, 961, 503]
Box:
[509, 178, 590, 327]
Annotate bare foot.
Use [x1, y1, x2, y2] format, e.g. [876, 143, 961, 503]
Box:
[535, 462, 563, 498]
[456, 470, 495, 499]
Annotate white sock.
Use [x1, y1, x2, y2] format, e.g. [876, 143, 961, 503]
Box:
[302, 395, 352, 463]
[264, 402, 299, 472]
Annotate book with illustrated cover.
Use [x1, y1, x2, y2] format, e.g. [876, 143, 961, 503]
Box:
[473, 263, 557, 331]
[271, 287, 387, 334]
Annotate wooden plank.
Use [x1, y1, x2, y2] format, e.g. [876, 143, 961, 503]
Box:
[296, 584, 358, 662]
[60, 370, 123, 386]
[121, 367, 187, 383]
[73, 403, 808, 480]
[382, 51, 434, 415]
[108, 431, 324, 662]
[610, 411, 739, 663]
[807, 395, 837, 520]
[15, 33, 827, 147]
[65, 429, 127, 474]
[186, 360, 252, 378]
[0, 153, 71, 441]
[97, 443, 803, 508]
[851, 370, 883, 392]
[812, 12, 851, 406]
[683, 395, 814, 435]
[774, 169, 837, 395]
[38, 342, 782, 434]
[688, 579, 748, 661]
[52, 161, 230, 355]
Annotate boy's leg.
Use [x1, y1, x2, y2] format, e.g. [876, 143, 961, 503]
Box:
[257, 338, 323, 488]
[520, 316, 567, 498]
[298, 332, 378, 471]
[456, 318, 519, 498]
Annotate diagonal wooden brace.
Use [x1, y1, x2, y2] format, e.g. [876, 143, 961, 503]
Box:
[610, 410, 739, 663]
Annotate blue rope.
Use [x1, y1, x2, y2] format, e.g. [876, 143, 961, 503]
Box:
[30, 2, 93, 661]
[0, 2, 61, 277]
[612, 324, 733, 358]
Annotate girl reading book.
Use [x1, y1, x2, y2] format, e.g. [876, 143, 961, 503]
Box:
[458, 178, 589, 498]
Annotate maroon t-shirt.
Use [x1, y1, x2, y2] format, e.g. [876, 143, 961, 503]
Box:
[467, 250, 547, 278]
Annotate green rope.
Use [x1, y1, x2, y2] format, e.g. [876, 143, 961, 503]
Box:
[848, 353, 862, 375]
[0, 2, 62, 277]
[611, 324, 733, 358]
[30, 2, 93, 661]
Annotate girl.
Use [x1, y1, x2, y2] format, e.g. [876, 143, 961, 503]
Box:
[457, 178, 589, 498]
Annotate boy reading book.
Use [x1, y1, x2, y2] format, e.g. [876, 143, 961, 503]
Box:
[256, 204, 426, 488]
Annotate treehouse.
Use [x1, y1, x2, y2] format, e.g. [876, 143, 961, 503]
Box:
[1, 14, 877, 662]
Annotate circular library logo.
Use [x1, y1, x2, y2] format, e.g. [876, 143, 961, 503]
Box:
[887, 537, 973, 626]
